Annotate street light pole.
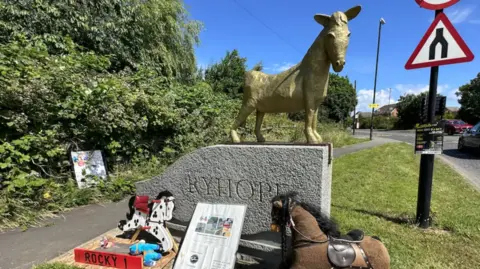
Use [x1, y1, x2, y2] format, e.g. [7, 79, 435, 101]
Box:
[369, 18, 386, 141]
[353, 80, 356, 135]
[388, 88, 391, 105]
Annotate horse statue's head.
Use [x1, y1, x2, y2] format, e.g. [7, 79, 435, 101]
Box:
[270, 192, 298, 232]
[270, 192, 341, 238]
[314, 5, 362, 72]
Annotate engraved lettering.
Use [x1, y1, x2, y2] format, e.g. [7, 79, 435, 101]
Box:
[259, 182, 272, 202]
[205, 178, 216, 195]
[188, 177, 290, 201]
[112, 256, 117, 266]
[98, 255, 104, 265]
[188, 178, 199, 194]
[236, 180, 255, 200]
[218, 178, 231, 197]
[275, 183, 289, 195]
[91, 253, 97, 263]
[198, 177, 208, 193]
[228, 179, 232, 198]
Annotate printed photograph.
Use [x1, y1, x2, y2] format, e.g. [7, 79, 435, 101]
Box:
[196, 216, 234, 237]
[195, 222, 206, 233]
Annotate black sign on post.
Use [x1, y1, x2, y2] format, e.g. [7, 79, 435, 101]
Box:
[408, 0, 474, 229]
[415, 123, 444, 154]
[416, 9, 443, 229]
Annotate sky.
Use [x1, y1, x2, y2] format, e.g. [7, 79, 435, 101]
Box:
[183, 0, 479, 112]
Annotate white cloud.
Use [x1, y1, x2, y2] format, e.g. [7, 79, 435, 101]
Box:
[393, 83, 449, 95]
[446, 88, 460, 106]
[448, 7, 474, 24]
[428, 7, 475, 24]
[356, 84, 453, 112]
[469, 19, 480, 24]
[356, 88, 397, 113]
[266, 62, 296, 72]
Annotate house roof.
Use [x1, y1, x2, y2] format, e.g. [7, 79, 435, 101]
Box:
[446, 107, 459, 112]
[376, 104, 397, 114]
[356, 112, 372, 118]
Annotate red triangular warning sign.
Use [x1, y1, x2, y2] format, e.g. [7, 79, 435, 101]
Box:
[405, 12, 474, 70]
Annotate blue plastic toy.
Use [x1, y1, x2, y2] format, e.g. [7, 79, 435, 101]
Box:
[144, 252, 162, 267]
[129, 240, 163, 267]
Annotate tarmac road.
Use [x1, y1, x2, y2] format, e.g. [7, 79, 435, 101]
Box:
[354, 129, 480, 190]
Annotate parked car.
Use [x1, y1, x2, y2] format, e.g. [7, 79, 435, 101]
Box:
[438, 119, 473, 135]
[458, 121, 480, 151]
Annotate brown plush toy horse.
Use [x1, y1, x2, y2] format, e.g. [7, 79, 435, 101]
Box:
[270, 192, 390, 269]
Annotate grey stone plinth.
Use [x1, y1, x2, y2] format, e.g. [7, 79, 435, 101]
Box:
[135, 143, 332, 235]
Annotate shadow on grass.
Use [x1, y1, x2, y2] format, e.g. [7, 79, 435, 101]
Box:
[333, 204, 414, 225]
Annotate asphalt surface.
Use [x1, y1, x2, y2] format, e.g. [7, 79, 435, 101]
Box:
[354, 129, 480, 190]
[0, 200, 128, 269]
[0, 138, 397, 269]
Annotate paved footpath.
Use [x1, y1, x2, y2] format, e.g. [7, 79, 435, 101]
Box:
[0, 138, 397, 269]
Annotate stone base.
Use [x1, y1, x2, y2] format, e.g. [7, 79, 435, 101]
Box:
[135, 143, 332, 267]
[167, 222, 290, 269]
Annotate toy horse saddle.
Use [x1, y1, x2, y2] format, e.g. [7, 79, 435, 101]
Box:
[327, 230, 371, 268]
[327, 241, 356, 267]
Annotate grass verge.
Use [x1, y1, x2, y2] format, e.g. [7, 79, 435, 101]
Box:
[332, 142, 480, 269]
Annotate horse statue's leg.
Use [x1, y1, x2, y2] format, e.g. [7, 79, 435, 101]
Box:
[230, 103, 255, 143]
[304, 105, 319, 144]
[312, 108, 323, 142]
[255, 111, 266, 142]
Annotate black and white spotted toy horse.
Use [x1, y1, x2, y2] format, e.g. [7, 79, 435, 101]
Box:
[118, 191, 175, 252]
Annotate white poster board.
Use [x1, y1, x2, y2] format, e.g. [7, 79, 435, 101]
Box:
[173, 203, 247, 269]
[70, 150, 107, 188]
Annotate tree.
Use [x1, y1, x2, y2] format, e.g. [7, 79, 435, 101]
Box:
[204, 49, 247, 98]
[0, 0, 202, 79]
[396, 92, 451, 129]
[252, 61, 264, 71]
[323, 74, 357, 122]
[443, 111, 456, 119]
[287, 73, 357, 124]
[457, 73, 480, 124]
[396, 92, 428, 129]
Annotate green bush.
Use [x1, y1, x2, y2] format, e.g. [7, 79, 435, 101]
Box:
[359, 115, 398, 130]
[0, 36, 239, 229]
[0, 0, 202, 79]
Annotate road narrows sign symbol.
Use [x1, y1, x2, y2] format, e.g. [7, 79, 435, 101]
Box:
[415, 0, 459, 10]
[405, 12, 474, 70]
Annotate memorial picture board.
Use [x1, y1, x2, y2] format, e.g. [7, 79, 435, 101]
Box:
[70, 150, 108, 188]
[173, 203, 247, 269]
[414, 123, 444, 154]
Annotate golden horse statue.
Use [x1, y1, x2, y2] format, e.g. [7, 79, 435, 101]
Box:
[230, 5, 362, 144]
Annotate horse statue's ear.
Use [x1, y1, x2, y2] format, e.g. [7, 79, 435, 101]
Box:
[314, 14, 330, 26]
[344, 5, 362, 21]
[273, 200, 283, 208]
